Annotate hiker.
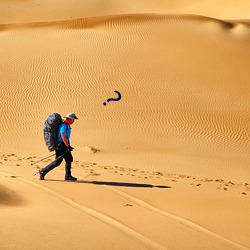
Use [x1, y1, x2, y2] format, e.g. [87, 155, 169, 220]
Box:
[39, 112, 78, 181]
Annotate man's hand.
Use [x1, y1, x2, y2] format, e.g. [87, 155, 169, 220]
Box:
[67, 146, 74, 152]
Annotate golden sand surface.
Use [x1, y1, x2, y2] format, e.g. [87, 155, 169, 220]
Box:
[0, 1, 250, 250]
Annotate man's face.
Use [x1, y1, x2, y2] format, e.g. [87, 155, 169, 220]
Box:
[68, 119, 75, 125]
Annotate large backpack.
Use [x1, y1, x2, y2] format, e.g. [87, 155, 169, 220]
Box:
[43, 113, 63, 151]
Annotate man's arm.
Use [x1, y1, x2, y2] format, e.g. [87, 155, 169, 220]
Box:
[61, 132, 69, 147]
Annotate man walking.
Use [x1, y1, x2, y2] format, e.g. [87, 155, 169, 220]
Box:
[39, 112, 78, 181]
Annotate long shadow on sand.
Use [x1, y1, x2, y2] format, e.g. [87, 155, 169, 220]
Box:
[46, 179, 171, 189]
[77, 180, 171, 189]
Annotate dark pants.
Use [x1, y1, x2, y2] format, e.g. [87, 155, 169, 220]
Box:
[40, 149, 73, 177]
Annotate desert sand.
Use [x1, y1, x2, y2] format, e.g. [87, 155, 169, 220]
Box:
[0, 1, 250, 250]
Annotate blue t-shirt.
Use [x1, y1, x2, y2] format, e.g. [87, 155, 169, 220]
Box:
[57, 122, 71, 143]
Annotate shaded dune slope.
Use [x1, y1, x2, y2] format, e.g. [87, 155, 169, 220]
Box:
[0, 184, 23, 206]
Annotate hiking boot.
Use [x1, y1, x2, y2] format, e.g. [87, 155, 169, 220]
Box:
[65, 175, 77, 181]
[39, 170, 45, 180]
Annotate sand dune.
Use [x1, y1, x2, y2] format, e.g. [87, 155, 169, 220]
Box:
[1, 14, 250, 179]
[0, 4, 250, 250]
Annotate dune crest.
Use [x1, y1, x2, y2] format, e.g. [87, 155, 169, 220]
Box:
[1, 13, 250, 30]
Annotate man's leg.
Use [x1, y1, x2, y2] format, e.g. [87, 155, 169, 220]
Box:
[64, 152, 77, 181]
[39, 150, 64, 179]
